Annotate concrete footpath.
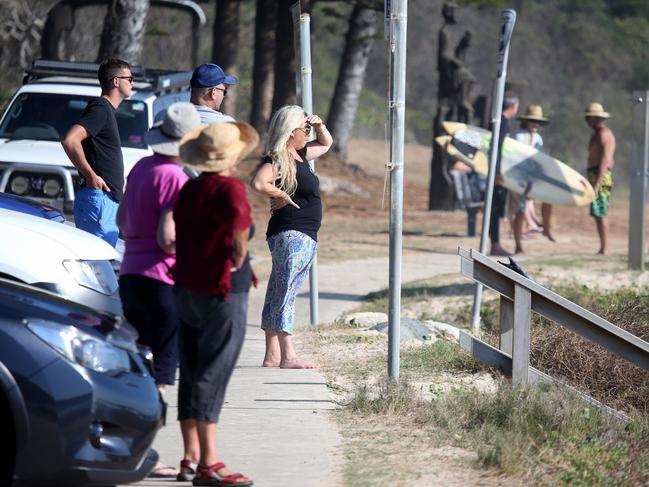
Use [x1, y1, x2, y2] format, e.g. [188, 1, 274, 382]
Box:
[131, 251, 460, 487]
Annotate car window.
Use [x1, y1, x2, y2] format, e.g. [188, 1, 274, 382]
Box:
[0, 93, 149, 149]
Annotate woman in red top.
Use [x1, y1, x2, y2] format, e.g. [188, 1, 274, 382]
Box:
[173, 122, 259, 487]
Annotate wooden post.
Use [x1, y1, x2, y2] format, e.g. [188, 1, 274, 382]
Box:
[512, 284, 531, 386]
[499, 295, 513, 355]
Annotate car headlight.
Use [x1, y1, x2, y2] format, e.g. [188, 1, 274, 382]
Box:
[43, 178, 62, 197]
[27, 319, 132, 375]
[63, 260, 118, 295]
[10, 175, 29, 195]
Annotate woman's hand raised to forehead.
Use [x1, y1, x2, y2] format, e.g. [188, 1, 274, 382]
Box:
[304, 114, 333, 161]
[306, 114, 323, 130]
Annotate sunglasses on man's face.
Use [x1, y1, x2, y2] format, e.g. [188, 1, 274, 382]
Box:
[114, 75, 133, 84]
[214, 86, 228, 96]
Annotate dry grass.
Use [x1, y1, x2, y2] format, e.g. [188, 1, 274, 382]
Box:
[301, 270, 649, 486]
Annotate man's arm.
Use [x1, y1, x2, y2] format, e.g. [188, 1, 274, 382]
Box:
[595, 130, 615, 192]
[61, 124, 110, 191]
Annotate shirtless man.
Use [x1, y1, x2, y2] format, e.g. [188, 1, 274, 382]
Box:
[585, 102, 615, 255]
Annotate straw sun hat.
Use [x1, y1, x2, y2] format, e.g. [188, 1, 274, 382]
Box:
[179, 122, 259, 173]
[584, 102, 610, 119]
[518, 104, 548, 124]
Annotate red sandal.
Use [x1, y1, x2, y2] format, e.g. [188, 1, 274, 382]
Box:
[192, 462, 253, 487]
[177, 458, 197, 481]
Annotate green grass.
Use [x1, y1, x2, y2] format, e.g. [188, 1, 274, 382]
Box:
[400, 340, 485, 374]
[348, 380, 649, 484]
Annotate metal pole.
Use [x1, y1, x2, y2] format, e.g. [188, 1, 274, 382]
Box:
[292, 3, 319, 324]
[387, 0, 407, 381]
[470, 10, 517, 334]
[628, 91, 649, 270]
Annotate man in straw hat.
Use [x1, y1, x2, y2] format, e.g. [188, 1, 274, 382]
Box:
[173, 122, 259, 487]
[585, 102, 615, 255]
[117, 101, 201, 479]
[511, 104, 552, 253]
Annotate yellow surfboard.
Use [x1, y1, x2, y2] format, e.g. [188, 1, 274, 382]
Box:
[439, 122, 595, 206]
[435, 135, 489, 174]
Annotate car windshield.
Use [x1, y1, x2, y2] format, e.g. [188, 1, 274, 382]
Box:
[0, 93, 149, 149]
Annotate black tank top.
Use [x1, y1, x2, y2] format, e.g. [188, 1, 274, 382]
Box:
[265, 147, 322, 241]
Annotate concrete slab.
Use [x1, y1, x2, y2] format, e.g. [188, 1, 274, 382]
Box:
[128, 252, 460, 487]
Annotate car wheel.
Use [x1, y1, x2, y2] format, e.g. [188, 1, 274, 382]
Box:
[0, 393, 15, 486]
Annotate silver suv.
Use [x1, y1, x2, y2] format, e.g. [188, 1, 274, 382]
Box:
[0, 59, 191, 213]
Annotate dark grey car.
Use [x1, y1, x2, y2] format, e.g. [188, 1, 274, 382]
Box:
[0, 278, 162, 486]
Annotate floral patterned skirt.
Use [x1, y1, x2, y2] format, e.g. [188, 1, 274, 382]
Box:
[261, 230, 317, 334]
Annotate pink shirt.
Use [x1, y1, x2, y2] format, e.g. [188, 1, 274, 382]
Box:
[120, 154, 189, 285]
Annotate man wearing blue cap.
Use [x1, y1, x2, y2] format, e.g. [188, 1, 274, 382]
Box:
[190, 63, 237, 124]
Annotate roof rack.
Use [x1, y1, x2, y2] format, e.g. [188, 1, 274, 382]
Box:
[24, 59, 192, 94]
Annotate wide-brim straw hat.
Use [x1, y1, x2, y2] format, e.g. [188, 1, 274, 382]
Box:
[144, 102, 201, 156]
[518, 104, 548, 124]
[179, 121, 259, 173]
[585, 102, 610, 119]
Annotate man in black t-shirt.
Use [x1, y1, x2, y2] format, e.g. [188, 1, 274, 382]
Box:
[489, 94, 519, 256]
[62, 58, 132, 247]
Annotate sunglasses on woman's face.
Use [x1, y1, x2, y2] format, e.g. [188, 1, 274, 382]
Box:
[295, 125, 312, 135]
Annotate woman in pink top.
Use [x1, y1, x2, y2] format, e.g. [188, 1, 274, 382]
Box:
[118, 102, 201, 399]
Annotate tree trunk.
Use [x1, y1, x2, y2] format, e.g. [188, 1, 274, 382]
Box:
[271, 0, 296, 112]
[212, 0, 240, 117]
[326, 5, 378, 160]
[249, 0, 276, 134]
[96, 0, 150, 65]
[41, 3, 74, 60]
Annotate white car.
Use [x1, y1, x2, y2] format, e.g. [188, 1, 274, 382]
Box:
[0, 59, 191, 213]
[0, 208, 122, 315]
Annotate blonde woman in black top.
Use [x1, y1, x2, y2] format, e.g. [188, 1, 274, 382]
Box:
[251, 105, 332, 369]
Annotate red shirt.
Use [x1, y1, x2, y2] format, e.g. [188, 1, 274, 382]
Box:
[173, 174, 252, 297]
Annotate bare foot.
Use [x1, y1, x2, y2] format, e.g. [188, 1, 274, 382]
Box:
[279, 357, 320, 369]
[543, 231, 556, 242]
[514, 248, 524, 255]
[596, 249, 609, 256]
[262, 360, 280, 367]
[489, 246, 511, 257]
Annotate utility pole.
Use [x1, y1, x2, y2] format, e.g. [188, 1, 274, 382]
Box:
[387, 0, 408, 380]
[470, 9, 517, 334]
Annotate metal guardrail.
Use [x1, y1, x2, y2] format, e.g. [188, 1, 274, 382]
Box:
[458, 247, 649, 420]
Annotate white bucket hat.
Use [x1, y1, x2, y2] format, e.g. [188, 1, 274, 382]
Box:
[144, 102, 201, 156]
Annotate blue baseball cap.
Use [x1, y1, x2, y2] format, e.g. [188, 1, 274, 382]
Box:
[190, 63, 238, 88]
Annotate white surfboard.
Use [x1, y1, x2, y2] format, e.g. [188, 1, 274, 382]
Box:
[440, 122, 595, 207]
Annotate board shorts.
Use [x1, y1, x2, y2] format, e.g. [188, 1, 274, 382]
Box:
[587, 168, 613, 218]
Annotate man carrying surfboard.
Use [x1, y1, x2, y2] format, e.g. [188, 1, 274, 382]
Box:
[489, 94, 519, 256]
[585, 102, 615, 256]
